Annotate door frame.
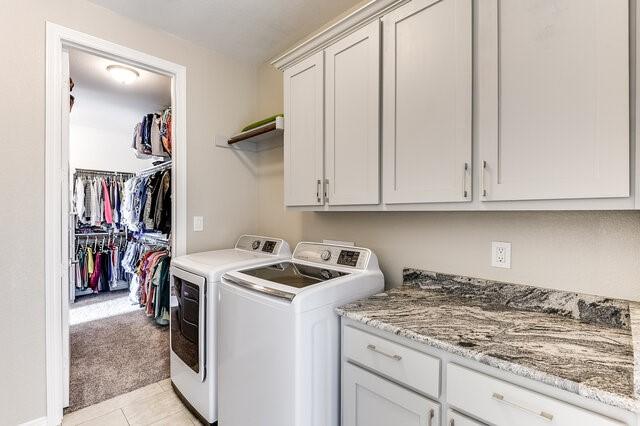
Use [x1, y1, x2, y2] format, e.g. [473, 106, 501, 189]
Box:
[45, 22, 187, 425]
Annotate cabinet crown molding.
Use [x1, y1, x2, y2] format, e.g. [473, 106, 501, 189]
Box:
[270, 0, 408, 71]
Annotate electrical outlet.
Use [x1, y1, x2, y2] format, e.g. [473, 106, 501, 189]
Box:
[193, 216, 204, 232]
[491, 241, 511, 268]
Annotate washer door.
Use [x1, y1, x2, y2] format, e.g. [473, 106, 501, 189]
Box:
[170, 266, 206, 382]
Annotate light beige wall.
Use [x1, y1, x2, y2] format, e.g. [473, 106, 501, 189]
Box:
[256, 59, 640, 303]
[0, 1, 260, 423]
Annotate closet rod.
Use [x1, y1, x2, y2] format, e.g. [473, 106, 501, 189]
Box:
[74, 168, 135, 177]
[136, 233, 171, 246]
[137, 160, 172, 177]
[75, 230, 127, 237]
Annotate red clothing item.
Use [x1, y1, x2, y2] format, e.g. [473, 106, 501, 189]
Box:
[89, 251, 101, 291]
[102, 179, 113, 224]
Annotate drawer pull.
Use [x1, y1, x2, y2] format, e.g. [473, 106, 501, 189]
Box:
[366, 344, 402, 361]
[492, 392, 553, 422]
[428, 408, 434, 426]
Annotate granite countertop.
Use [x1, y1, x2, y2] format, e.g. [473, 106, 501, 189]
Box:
[336, 269, 640, 412]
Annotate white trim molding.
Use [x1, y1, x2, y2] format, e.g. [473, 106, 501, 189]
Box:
[19, 417, 48, 426]
[45, 22, 187, 426]
[270, 0, 408, 70]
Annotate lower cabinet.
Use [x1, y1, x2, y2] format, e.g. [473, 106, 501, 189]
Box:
[447, 409, 484, 426]
[447, 364, 624, 426]
[341, 322, 634, 426]
[342, 362, 440, 426]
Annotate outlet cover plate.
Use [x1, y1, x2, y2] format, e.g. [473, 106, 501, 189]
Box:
[491, 241, 511, 268]
[193, 216, 204, 232]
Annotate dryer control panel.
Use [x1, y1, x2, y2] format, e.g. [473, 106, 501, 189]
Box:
[235, 235, 286, 255]
[293, 242, 372, 270]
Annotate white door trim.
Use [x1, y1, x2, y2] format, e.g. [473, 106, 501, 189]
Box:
[45, 22, 187, 425]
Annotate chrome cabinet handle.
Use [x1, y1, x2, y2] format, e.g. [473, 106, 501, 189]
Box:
[366, 344, 402, 361]
[324, 178, 329, 203]
[481, 160, 488, 198]
[427, 408, 434, 426]
[492, 392, 553, 421]
[463, 162, 470, 198]
[449, 419, 455, 426]
[316, 179, 321, 203]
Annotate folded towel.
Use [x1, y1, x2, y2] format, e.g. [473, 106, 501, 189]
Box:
[241, 114, 283, 132]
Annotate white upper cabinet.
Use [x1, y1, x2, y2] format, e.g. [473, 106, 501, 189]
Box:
[278, 0, 635, 210]
[325, 21, 381, 206]
[284, 51, 324, 206]
[382, 0, 472, 204]
[478, 0, 630, 201]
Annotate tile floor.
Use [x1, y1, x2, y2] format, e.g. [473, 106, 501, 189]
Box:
[62, 379, 203, 425]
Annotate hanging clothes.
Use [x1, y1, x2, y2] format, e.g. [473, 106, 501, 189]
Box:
[123, 240, 170, 325]
[132, 108, 171, 158]
[101, 178, 113, 225]
[74, 171, 132, 230]
[160, 108, 172, 156]
[155, 170, 172, 233]
[74, 235, 131, 292]
[74, 176, 86, 221]
[120, 167, 171, 234]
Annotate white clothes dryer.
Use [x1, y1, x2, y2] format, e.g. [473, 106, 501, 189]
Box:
[169, 235, 291, 425]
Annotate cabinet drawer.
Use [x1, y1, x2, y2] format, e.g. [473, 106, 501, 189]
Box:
[447, 364, 625, 426]
[343, 326, 440, 398]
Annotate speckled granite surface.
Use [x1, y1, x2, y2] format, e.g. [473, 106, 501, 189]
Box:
[336, 269, 639, 412]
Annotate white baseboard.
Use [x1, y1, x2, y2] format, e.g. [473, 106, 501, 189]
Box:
[19, 416, 48, 426]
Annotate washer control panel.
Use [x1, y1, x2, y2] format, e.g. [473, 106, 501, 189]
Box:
[337, 249, 360, 267]
[236, 235, 284, 255]
[294, 243, 371, 270]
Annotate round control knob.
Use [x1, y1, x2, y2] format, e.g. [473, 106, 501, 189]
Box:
[320, 250, 332, 261]
[251, 240, 260, 250]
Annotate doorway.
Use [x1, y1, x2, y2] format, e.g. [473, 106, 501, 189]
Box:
[45, 23, 187, 425]
[65, 47, 173, 412]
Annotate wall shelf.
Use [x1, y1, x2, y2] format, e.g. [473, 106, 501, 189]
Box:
[215, 116, 284, 152]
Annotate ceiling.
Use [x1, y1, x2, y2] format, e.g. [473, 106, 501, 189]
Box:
[88, 0, 365, 64]
[69, 48, 171, 109]
[69, 48, 171, 129]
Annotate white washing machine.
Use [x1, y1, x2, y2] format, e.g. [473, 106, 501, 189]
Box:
[169, 235, 291, 425]
[218, 241, 384, 426]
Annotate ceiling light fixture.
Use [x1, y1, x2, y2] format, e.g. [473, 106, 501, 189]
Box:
[106, 64, 140, 85]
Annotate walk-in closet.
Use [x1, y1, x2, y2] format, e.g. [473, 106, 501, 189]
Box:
[65, 48, 174, 413]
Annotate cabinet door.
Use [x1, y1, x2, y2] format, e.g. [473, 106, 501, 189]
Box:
[478, 0, 629, 201]
[325, 20, 380, 205]
[342, 362, 439, 426]
[382, 0, 472, 204]
[283, 51, 324, 206]
[447, 409, 484, 426]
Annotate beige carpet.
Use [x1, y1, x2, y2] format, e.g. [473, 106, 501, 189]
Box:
[70, 290, 141, 325]
[65, 308, 170, 413]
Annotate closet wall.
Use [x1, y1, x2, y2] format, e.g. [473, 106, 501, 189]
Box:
[255, 30, 640, 301]
[0, 1, 260, 423]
